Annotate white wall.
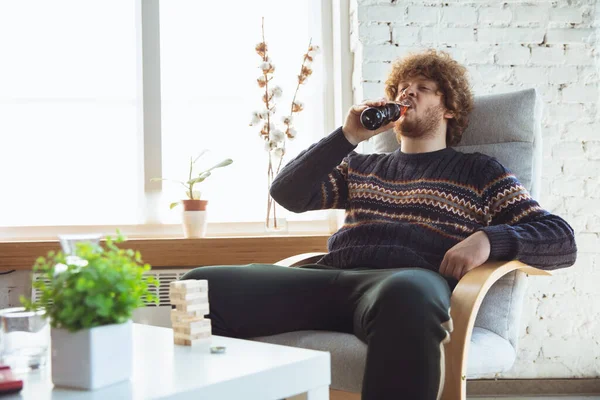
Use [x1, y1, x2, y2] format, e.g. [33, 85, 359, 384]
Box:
[350, 0, 600, 378]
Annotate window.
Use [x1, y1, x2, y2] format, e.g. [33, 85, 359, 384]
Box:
[158, 0, 328, 224]
[0, 0, 332, 233]
[0, 1, 139, 227]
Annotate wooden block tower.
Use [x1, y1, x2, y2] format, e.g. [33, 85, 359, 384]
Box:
[169, 280, 211, 346]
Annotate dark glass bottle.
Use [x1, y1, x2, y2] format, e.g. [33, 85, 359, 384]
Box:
[360, 103, 407, 131]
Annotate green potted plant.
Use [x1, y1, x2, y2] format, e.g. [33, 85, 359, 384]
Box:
[20, 231, 158, 390]
[151, 151, 233, 238]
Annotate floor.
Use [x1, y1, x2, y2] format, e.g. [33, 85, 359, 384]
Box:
[292, 392, 600, 400]
[305, 394, 600, 399]
[469, 397, 599, 399]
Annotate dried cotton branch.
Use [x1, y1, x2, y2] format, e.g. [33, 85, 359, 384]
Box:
[251, 17, 319, 229]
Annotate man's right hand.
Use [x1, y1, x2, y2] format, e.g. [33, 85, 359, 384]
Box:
[342, 98, 397, 146]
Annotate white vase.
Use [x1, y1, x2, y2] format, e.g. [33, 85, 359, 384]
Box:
[51, 320, 133, 390]
[182, 210, 207, 238]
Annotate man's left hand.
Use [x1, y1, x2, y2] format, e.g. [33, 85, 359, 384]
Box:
[439, 231, 491, 280]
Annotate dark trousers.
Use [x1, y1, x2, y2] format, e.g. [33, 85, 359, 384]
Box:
[182, 264, 457, 400]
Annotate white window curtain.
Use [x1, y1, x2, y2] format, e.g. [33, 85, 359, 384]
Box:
[0, 0, 331, 230]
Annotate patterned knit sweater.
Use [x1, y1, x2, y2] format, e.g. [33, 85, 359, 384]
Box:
[270, 128, 577, 272]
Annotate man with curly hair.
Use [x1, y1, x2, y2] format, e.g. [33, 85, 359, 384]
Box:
[182, 49, 576, 400]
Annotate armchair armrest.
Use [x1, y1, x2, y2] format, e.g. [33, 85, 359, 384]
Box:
[275, 252, 327, 267]
[442, 260, 552, 400]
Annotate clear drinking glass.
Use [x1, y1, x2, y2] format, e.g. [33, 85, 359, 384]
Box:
[58, 233, 102, 255]
[0, 307, 49, 372]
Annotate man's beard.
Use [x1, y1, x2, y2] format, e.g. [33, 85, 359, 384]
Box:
[394, 104, 445, 142]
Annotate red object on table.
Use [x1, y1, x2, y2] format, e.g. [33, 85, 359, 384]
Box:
[0, 365, 23, 394]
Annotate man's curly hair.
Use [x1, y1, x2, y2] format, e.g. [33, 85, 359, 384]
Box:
[384, 49, 473, 146]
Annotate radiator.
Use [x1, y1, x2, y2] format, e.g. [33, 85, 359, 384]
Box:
[32, 269, 193, 329]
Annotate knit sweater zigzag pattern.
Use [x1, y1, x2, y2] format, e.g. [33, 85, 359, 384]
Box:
[270, 128, 577, 272]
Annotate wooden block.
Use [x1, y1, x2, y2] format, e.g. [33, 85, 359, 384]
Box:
[169, 293, 209, 306]
[173, 336, 211, 347]
[170, 314, 205, 325]
[174, 330, 211, 341]
[175, 302, 209, 314]
[173, 326, 210, 336]
[172, 318, 211, 331]
[170, 291, 209, 303]
[173, 321, 211, 335]
[170, 279, 208, 290]
[170, 286, 208, 295]
[170, 280, 208, 292]
[170, 309, 208, 323]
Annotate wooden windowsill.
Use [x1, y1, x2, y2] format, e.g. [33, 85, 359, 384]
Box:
[0, 235, 330, 271]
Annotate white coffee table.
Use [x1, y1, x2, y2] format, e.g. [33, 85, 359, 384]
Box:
[6, 323, 331, 399]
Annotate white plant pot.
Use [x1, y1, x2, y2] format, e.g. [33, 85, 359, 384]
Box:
[182, 210, 207, 238]
[51, 320, 133, 390]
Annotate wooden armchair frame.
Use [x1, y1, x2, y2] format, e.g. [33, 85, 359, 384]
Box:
[275, 253, 552, 400]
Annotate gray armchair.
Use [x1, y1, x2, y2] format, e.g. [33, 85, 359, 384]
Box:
[252, 88, 552, 400]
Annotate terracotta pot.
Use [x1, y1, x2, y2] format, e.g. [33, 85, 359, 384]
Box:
[182, 199, 208, 211]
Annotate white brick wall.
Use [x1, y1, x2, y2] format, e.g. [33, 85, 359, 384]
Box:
[352, 0, 600, 379]
[550, 7, 585, 25]
[479, 6, 512, 27]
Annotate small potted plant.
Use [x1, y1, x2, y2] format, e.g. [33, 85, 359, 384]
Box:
[151, 151, 233, 238]
[20, 231, 158, 390]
